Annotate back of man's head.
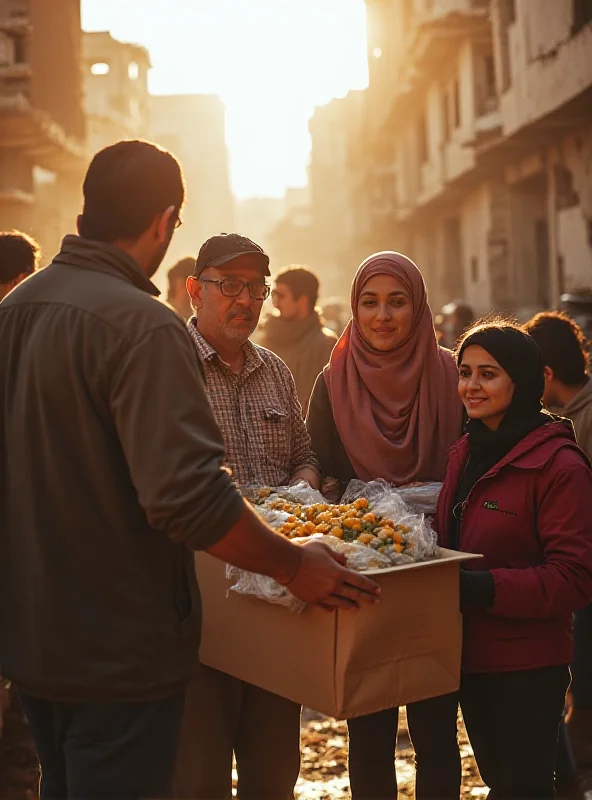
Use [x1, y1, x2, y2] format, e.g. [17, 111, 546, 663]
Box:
[166, 256, 195, 318]
[167, 257, 195, 293]
[525, 311, 589, 386]
[0, 230, 40, 299]
[275, 265, 319, 313]
[78, 140, 185, 244]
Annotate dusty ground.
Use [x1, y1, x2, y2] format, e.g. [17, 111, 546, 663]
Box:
[2, 697, 592, 799]
[292, 712, 485, 800]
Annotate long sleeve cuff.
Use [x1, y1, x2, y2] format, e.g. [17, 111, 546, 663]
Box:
[460, 569, 495, 610]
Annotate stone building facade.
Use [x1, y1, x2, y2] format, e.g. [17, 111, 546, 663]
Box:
[83, 31, 151, 155]
[316, 0, 592, 316]
[0, 0, 85, 257]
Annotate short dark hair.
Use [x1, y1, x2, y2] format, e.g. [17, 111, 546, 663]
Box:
[275, 265, 319, 311]
[167, 257, 195, 291]
[524, 311, 589, 386]
[0, 230, 40, 283]
[78, 140, 185, 243]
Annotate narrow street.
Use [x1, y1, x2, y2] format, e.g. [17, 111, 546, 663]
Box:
[2, 696, 592, 799]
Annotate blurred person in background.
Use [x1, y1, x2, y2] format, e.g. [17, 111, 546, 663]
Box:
[257, 265, 337, 413]
[439, 300, 475, 349]
[559, 292, 592, 345]
[166, 255, 195, 318]
[307, 251, 464, 800]
[320, 295, 350, 337]
[526, 311, 592, 773]
[0, 230, 40, 301]
[435, 321, 592, 799]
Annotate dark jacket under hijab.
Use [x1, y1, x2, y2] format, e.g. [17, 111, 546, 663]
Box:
[0, 235, 244, 702]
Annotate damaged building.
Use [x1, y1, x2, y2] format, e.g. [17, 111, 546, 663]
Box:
[0, 0, 85, 258]
[313, 0, 592, 315]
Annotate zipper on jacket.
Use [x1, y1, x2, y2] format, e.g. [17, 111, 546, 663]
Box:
[452, 478, 488, 549]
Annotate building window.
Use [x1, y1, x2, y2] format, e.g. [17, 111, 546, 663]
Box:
[453, 78, 461, 129]
[90, 62, 110, 76]
[484, 55, 496, 103]
[442, 88, 450, 142]
[0, 33, 14, 66]
[499, 0, 516, 92]
[554, 165, 579, 210]
[476, 52, 498, 116]
[470, 256, 479, 283]
[128, 61, 139, 80]
[573, 0, 592, 33]
[418, 113, 428, 165]
[14, 35, 26, 64]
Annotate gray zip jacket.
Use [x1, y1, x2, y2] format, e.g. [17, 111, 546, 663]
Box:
[0, 235, 244, 702]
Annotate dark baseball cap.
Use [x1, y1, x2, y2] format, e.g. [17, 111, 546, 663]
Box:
[194, 233, 270, 277]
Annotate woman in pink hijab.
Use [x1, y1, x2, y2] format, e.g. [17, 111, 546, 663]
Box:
[307, 251, 464, 800]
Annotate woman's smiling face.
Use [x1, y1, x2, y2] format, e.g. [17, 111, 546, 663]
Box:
[356, 273, 414, 351]
[458, 344, 515, 430]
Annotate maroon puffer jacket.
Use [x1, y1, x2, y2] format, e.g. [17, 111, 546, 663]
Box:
[434, 421, 592, 673]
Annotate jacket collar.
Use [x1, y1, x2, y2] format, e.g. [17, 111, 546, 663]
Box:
[52, 235, 160, 297]
[448, 419, 580, 480]
[564, 377, 592, 417]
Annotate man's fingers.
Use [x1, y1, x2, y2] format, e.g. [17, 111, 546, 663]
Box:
[339, 570, 381, 601]
[317, 595, 359, 611]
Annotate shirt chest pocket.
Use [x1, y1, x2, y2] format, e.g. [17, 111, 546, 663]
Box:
[464, 497, 540, 565]
[262, 406, 292, 467]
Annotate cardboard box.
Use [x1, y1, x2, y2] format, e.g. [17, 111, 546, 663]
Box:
[195, 549, 479, 719]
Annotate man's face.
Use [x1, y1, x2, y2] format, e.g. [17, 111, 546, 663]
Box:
[188, 255, 267, 347]
[271, 282, 300, 320]
[542, 367, 562, 408]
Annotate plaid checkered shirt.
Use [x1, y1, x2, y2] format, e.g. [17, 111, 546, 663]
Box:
[187, 318, 320, 487]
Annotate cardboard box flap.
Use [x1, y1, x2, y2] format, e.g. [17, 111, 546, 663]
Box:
[362, 547, 482, 575]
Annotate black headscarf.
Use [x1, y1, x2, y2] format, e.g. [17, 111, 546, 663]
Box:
[450, 326, 552, 548]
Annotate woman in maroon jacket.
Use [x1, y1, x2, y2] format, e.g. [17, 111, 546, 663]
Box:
[434, 322, 592, 799]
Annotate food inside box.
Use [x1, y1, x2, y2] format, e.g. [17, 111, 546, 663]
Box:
[229, 479, 443, 610]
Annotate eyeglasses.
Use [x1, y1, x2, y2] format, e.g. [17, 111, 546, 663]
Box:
[199, 277, 270, 301]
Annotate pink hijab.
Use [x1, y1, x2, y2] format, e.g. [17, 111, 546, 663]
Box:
[324, 252, 462, 485]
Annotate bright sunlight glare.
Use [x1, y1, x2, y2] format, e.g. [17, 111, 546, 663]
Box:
[81, 0, 369, 199]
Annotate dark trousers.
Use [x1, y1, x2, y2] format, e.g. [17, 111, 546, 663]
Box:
[18, 690, 185, 800]
[346, 692, 461, 800]
[460, 666, 570, 800]
[572, 603, 592, 709]
[173, 664, 301, 800]
[555, 718, 578, 788]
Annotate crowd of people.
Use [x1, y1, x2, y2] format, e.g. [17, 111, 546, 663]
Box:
[1, 138, 592, 800]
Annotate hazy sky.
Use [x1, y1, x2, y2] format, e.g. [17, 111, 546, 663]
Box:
[81, 0, 368, 200]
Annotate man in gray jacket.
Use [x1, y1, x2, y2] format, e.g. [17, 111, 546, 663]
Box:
[0, 140, 379, 800]
[526, 310, 592, 770]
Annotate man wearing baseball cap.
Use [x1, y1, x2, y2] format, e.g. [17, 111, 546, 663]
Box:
[173, 233, 321, 799]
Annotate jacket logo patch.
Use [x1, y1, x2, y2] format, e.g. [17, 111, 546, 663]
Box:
[483, 500, 517, 516]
